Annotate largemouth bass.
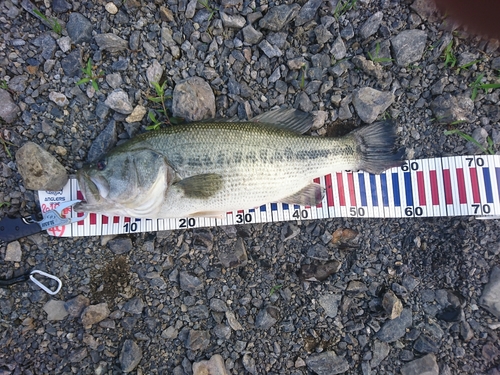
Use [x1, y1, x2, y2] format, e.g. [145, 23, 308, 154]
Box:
[75, 109, 404, 218]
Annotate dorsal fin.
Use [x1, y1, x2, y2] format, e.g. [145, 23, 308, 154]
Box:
[249, 108, 313, 134]
[199, 108, 314, 134]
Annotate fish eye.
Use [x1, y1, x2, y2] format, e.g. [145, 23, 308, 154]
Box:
[96, 159, 107, 171]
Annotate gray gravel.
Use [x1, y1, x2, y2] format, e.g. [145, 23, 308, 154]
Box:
[1, 0, 500, 374]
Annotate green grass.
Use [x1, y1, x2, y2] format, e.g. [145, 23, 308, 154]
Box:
[0, 201, 11, 208]
[441, 39, 482, 72]
[382, 111, 392, 120]
[469, 73, 500, 100]
[33, 8, 63, 35]
[269, 284, 282, 296]
[299, 65, 307, 90]
[458, 59, 481, 70]
[146, 81, 172, 130]
[444, 128, 495, 155]
[198, 0, 216, 21]
[442, 40, 457, 68]
[334, 0, 357, 19]
[0, 80, 8, 90]
[367, 43, 393, 64]
[0, 134, 14, 158]
[76, 59, 104, 91]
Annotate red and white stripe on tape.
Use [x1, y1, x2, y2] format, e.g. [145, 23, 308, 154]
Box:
[38, 155, 500, 237]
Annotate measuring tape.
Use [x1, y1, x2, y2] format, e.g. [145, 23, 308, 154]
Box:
[37, 155, 500, 237]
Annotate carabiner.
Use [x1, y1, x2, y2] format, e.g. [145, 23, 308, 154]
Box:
[29, 270, 62, 295]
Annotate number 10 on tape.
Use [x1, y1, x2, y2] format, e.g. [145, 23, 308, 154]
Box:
[38, 155, 500, 237]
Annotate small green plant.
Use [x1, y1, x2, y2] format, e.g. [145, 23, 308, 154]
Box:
[458, 59, 481, 71]
[33, 8, 63, 35]
[0, 80, 16, 96]
[449, 120, 467, 126]
[146, 81, 172, 130]
[269, 284, 282, 296]
[299, 65, 307, 90]
[198, 0, 216, 21]
[0, 201, 11, 208]
[442, 40, 457, 68]
[382, 111, 392, 120]
[334, 0, 357, 19]
[76, 59, 104, 91]
[444, 128, 495, 155]
[0, 134, 14, 158]
[147, 111, 162, 131]
[367, 43, 393, 64]
[469, 73, 500, 100]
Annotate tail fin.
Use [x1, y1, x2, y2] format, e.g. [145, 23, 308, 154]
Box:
[350, 120, 405, 174]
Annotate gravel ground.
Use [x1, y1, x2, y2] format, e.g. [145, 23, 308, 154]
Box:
[1, 0, 500, 374]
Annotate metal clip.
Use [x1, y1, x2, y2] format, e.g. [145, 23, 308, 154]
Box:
[29, 270, 62, 295]
[38, 200, 88, 230]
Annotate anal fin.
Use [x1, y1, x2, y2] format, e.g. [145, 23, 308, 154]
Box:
[281, 183, 325, 206]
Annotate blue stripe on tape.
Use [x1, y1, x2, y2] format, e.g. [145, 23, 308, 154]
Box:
[404, 172, 413, 206]
[483, 167, 493, 203]
[392, 173, 401, 207]
[370, 174, 378, 206]
[358, 174, 367, 206]
[381, 174, 389, 207]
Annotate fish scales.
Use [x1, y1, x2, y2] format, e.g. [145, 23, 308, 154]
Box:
[140, 122, 358, 216]
[145, 123, 357, 216]
[75, 109, 403, 218]
[144, 122, 357, 173]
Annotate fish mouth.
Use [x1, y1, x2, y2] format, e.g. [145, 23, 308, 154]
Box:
[75, 170, 110, 209]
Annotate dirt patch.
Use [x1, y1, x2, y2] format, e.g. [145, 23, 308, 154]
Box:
[326, 119, 357, 137]
[90, 255, 131, 305]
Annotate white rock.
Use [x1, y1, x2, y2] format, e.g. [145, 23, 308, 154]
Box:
[225, 311, 244, 330]
[57, 36, 72, 53]
[81, 303, 110, 327]
[15, 142, 68, 190]
[5, 241, 22, 262]
[126, 105, 147, 123]
[105, 2, 119, 14]
[43, 300, 69, 321]
[480, 266, 500, 319]
[319, 293, 342, 318]
[172, 77, 215, 121]
[401, 354, 438, 375]
[104, 89, 133, 114]
[146, 60, 163, 86]
[311, 110, 328, 130]
[49, 91, 69, 107]
[352, 87, 394, 124]
[193, 354, 229, 375]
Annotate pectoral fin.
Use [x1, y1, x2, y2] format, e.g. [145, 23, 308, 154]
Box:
[281, 183, 325, 206]
[174, 173, 223, 199]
